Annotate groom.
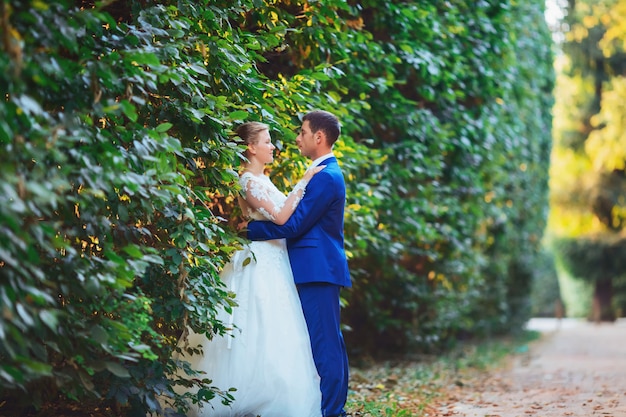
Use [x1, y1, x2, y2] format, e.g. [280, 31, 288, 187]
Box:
[246, 110, 351, 417]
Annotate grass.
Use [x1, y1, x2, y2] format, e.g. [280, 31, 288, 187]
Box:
[345, 330, 542, 416]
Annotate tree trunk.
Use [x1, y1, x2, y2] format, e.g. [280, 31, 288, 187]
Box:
[591, 279, 615, 322]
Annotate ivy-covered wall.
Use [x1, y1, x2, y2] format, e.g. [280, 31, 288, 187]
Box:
[0, 0, 554, 414]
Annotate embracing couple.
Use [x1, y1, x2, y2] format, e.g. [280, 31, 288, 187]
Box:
[178, 110, 351, 417]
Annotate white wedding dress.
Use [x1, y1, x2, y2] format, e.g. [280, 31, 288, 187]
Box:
[176, 172, 322, 417]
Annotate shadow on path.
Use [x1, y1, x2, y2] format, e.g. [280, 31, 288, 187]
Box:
[438, 318, 626, 417]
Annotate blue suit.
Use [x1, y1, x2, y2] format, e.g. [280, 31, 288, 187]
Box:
[247, 156, 350, 416]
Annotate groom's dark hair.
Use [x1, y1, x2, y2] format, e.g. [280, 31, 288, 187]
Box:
[303, 110, 341, 146]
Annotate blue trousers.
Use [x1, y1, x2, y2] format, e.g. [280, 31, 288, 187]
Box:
[297, 283, 349, 417]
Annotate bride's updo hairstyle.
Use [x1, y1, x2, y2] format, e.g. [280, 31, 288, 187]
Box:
[236, 121, 269, 152]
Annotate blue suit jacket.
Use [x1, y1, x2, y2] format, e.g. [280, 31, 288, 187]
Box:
[247, 157, 351, 287]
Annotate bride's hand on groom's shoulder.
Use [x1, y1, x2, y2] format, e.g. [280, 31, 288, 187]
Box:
[304, 165, 326, 182]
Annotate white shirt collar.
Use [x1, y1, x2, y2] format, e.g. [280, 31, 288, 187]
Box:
[309, 152, 335, 169]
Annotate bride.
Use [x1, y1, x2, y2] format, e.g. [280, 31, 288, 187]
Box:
[174, 122, 323, 417]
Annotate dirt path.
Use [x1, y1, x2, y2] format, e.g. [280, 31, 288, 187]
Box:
[438, 318, 626, 417]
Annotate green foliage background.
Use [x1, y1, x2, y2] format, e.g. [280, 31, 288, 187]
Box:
[0, 0, 553, 414]
[547, 0, 626, 320]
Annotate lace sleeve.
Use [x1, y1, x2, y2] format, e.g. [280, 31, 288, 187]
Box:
[241, 174, 309, 225]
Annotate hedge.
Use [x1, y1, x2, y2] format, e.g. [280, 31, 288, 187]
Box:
[0, 0, 553, 414]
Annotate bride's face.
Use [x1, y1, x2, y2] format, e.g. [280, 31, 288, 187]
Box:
[250, 129, 275, 164]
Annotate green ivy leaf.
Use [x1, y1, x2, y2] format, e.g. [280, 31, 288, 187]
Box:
[228, 110, 249, 120]
[105, 362, 130, 378]
[155, 122, 173, 132]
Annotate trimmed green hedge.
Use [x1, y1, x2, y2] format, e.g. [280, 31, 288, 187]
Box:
[0, 0, 553, 414]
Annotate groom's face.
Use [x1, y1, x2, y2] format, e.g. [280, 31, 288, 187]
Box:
[296, 120, 317, 159]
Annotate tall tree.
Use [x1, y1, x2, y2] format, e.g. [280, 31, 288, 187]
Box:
[550, 0, 626, 320]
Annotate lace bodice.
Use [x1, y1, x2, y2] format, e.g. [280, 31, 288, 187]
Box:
[239, 172, 307, 223]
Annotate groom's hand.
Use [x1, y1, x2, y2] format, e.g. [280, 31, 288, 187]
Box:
[237, 219, 250, 239]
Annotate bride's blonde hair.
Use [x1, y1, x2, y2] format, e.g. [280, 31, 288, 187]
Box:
[236, 121, 269, 146]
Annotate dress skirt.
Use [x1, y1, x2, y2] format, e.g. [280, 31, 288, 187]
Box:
[176, 239, 322, 417]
